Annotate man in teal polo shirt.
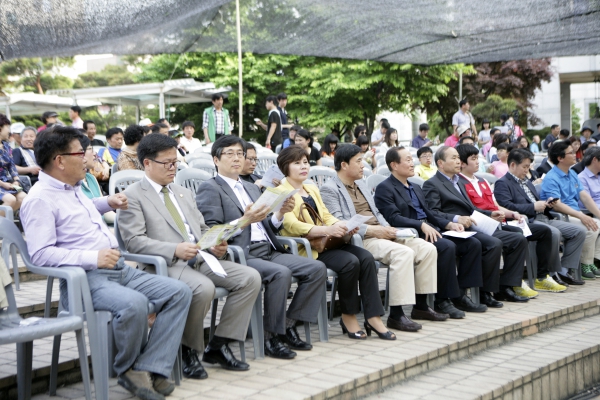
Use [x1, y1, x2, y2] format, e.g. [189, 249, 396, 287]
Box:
[540, 140, 600, 279]
[203, 93, 232, 144]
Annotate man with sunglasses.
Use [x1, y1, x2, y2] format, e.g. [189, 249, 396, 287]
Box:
[196, 135, 327, 360]
[118, 134, 261, 380]
[21, 127, 192, 400]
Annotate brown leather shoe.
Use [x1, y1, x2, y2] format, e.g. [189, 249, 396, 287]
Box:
[387, 315, 422, 332]
[411, 307, 449, 321]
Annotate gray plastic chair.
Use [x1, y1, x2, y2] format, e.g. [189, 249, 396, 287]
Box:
[376, 165, 391, 176]
[174, 168, 213, 193]
[256, 153, 278, 175]
[408, 176, 425, 188]
[362, 168, 373, 179]
[0, 218, 92, 400]
[185, 151, 213, 164]
[320, 158, 334, 168]
[275, 144, 282, 154]
[0, 205, 20, 291]
[474, 172, 498, 185]
[111, 162, 119, 175]
[308, 166, 337, 188]
[189, 158, 216, 176]
[366, 174, 387, 195]
[108, 169, 145, 195]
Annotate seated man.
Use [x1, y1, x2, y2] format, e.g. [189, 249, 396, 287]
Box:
[423, 146, 529, 306]
[21, 127, 192, 400]
[413, 146, 437, 181]
[118, 134, 261, 377]
[495, 149, 586, 286]
[196, 136, 327, 358]
[540, 140, 600, 280]
[321, 145, 448, 329]
[455, 145, 563, 297]
[373, 146, 485, 318]
[579, 147, 600, 210]
[239, 142, 267, 187]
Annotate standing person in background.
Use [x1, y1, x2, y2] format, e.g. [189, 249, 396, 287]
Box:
[543, 124, 560, 150]
[97, 127, 124, 166]
[12, 126, 41, 185]
[414, 147, 437, 180]
[478, 119, 492, 148]
[203, 93, 232, 145]
[321, 134, 339, 159]
[282, 125, 300, 149]
[69, 106, 83, 129]
[180, 121, 202, 153]
[411, 123, 433, 149]
[84, 120, 105, 146]
[452, 100, 477, 138]
[530, 135, 541, 153]
[256, 96, 282, 150]
[371, 119, 389, 147]
[277, 93, 293, 145]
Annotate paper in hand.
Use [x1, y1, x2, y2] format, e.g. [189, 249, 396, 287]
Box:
[199, 250, 227, 278]
[395, 229, 417, 239]
[442, 231, 477, 239]
[506, 218, 532, 237]
[261, 165, 285, 188]
[197, 224, 240, 250]
[470, 211, 500, 236]
[251, 186, 299, 213]
[344, 214, 373, 232]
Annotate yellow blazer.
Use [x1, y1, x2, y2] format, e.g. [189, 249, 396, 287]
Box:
[280, 179, 339, 259]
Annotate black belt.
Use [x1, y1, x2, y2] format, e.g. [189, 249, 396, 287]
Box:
[251, 240, 268, 244]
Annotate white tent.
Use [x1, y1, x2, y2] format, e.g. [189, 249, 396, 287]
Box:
[0, 92, 101, 119]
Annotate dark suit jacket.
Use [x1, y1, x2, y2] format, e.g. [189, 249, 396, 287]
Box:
[374, 174, 451, 235]
[196, 175, 288, 257]
[240, 173, 262, 184]
[494, 173, 553, 222]
[422, 171, 493, 221]
[572, 161, 585, 175]
[535, 158, 552, 176]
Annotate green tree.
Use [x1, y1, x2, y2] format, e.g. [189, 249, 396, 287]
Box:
[0, 57, 75, 94]
[572, 102, 582, 134]
[74, 65, 135, 88]
[470, 95, 518, 127]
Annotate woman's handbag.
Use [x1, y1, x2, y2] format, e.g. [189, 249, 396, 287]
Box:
[298, 202, 350, 253]
[90, 156, 110, 181]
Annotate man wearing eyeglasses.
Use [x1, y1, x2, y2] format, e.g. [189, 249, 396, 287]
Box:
[196, 135, 327, 360]
[21, 127, 193, 400]
[118, 134, 261, 380]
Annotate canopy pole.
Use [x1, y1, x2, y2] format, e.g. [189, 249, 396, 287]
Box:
[159, 91, 165, 119]
[459, 69, 463, 101]
[236, 0, 243, 137]
[135, 105, 140, 124]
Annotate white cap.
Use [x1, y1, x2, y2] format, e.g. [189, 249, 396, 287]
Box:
[139, 118, 152, 126]
[457, 125, 471, 136]
[10, 122, 25, 134]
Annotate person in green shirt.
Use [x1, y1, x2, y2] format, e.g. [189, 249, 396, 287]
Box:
[80, 134, 115, 224]
[202, 93, 232, 144]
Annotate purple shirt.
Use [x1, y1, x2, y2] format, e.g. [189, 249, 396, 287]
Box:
[578, 167, 600, 208]
[411, 136, 431, 149]
[20, 171, 116, 270]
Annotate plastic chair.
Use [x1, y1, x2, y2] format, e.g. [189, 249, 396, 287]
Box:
[189, 158, 217, 176]
[308, 166, 337, 188]
[474, 172, 498, 185]
[376, 165, 391, 177]
[0, 218, 92, 400]
[0, 205, 19, 290]
[366, 174, 387, 195]
[174, 168, 213, 193]
[362, 160, 372, 171]
[275, 144, 282, 154]
[185, 151, 213, 164]
[108, 169, 145, 195]
[320, 158, 334, 168]
[256, 154, 278, 175]
[111, 163, 118, 176]
[362, 168, 373, 179]
[408, 176, 425, 188]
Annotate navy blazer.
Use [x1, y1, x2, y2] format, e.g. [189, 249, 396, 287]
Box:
[374, 174, 451, 234]
[494, 173, 552, 222]
[196, 175, 288, 257]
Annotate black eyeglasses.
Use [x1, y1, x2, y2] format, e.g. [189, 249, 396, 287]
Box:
[150, 159, 180, 169]
[53, 152, 86, 160]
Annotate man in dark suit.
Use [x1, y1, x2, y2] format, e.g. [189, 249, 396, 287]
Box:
[196, 136, 327, 360]
[373, 146, 484, 318]
[535, 157, 553, 176]
[422, 146, 529, 306]
[495, 149, 586, 286]
[239, 142, 262, 185]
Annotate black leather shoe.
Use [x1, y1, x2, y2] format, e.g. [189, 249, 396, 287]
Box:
[552, 274, 569, 287]
[182, 346, 208, 380]
[558, 272, 584, 286]
[386, 315, 422, 332]
[287, 291, 294, 299]
[265, 337, 297, 359]
[411, 306, 449, 321]
[495, 287, 529, 303]
[481, 292, 504, 308]
[434, 299, 465, 319]
[280, 326, 312, 351]
[452, 294, 488, 313]
[203, 344, 250, 371]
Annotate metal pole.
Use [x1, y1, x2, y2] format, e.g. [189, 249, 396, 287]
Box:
[4, 99, 10, 121]
[135, 105, 140, 124]
[159, 91, 165, 119]
[236, 0, 243, 137]
[459, 69, 463, 102]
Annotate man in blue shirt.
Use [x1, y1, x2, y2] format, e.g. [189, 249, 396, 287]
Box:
[540, 140, 600, 279]
[411, 123, 433, 149]
[542, 124, 560, 150]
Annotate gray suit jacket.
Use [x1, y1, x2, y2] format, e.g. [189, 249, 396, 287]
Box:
[118, 177, 210, 279]
[320, 176, 389, 239]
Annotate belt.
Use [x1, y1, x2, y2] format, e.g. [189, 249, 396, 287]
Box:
[251, 240, 268, 244]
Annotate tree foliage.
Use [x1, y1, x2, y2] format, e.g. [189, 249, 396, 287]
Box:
[74, 65, 135, 88]
[470, 95, 518, 127]
[0, 57, 75, 94]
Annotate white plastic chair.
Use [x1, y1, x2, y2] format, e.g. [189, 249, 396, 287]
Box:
[185, 151, 213, 164]
[408, 176, 425, 188]
[189, 158, 217, 176]
[376, 165, 391, 177]
[256, 153, 278, 175]
[308, 166, 337, 188]
[320, 158, 334, 168]
[174, 168, 213, 193]
[108, 170, 145, 195]
[366, 174, 387, 195]
[474, 172, 498, 185]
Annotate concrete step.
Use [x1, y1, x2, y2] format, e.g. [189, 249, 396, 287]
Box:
[364, 314, 600, 400]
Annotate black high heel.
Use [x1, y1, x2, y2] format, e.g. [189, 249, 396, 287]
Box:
[339, 319, 367, 340]
[364, 321, 396, 340]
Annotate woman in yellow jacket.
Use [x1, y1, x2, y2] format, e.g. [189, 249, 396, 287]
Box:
[277, 146, 395, 341]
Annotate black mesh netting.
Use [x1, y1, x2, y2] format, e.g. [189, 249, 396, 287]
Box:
[1, 0, 599, 64]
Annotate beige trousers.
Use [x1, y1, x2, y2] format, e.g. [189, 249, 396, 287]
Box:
[363, 237, 437, 306]
[568, 217, 600, 264]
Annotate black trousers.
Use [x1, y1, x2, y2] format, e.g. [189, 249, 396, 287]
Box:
[472, 225, 528, 292]
[434, 236, 483, 299]
[526, 222, 553, 278]
[318, 244, 384, 319]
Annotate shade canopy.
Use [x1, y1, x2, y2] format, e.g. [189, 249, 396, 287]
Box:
[1, 0, 598, 65]
[0, 93, 101, 118]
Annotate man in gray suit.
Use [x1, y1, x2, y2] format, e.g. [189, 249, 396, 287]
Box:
[196, 136, 327, 359]
[321, 145, 445, 332]
[118, 134, 261, 378]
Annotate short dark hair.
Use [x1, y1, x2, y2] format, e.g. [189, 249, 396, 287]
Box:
[244, 141, 256, 152]
[211, 93, 224, 102]
[500, 113, 508, 123]
[151, 123, 168, 133]
[481, 118, 491, 130]
[419, 123, 429, 131]
[0, 113, 10, 128]
[597, 122, 600, 129]
[493, 133, 509, 148]
[548, 140, 571, 164]
[276, 93, 287, 101]
[456, 144, 479, 164]
[334, 144, 361, 171]
[34, 126, 83, 169]
[381, 121, 390, 130]
[182, 121, 195, 129]
[265, 95, 278, 105]
[142, 126, 151, 135]
[583, 147, 600, 167]
[277, 145, 309, 177]
[459, 136, 475, 145]
[70, 105, 82, 115]
[322, 134, 339, 156]
[211, 135, 245, 159]
[385, 146, 405, 171]
[459, 99, 468, 108]
[551, 124, 559, 130]
[83, 120, 95, 131]
[137, 133, 178, 166]
[41, 111, 56, 124]
[559, 129, 570, 138]
[416, 146, 432, 158]
[124, 124, 145, 146]
[354, 125, 366, 137]
[295, 129, 313, 147]
[496, 143, 509, 152]
[157, 118, 168, 125]
[356, 135, 370, 148]
[290, 125, 301, 133]
[507, 149, 534, 167]
[434, 146, 452, 166]
[105, 127, 123, 140]
[78, 134, 90, 150]
[490, 127, 501, 137]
